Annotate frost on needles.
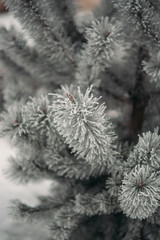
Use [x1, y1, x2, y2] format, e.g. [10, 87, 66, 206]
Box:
[120, 129, 160, 220]
[49, 85, 116, 166]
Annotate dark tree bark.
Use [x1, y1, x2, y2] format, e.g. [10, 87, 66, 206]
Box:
[129, 47, 150, 143]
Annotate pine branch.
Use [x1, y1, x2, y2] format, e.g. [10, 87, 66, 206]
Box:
[119, 165, 160, 220]
[112, 0, 160, 45]
[74, 190, 120, 216]
[75, 16, 123, 89]
[50, 85, 117, 166]
[35, 0, 86, 45]
[45, 149, 108, 180]
[125, 128, 160, 172]
[0, 28, 72, 86]
[0, 51, 35, 105]
[143, 50, 160, 88]
[3, 0, 77, 67]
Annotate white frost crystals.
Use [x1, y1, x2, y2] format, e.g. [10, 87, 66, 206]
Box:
[119, 165, 160, 220]
[126, 129, 160, 170]
[49, 85, 116, 166]
[119, 129, 160, 220]
[85, 16, 122, 68]
[143, 51, 160, 87]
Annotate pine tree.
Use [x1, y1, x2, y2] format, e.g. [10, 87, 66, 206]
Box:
[1, 0, 160, 239]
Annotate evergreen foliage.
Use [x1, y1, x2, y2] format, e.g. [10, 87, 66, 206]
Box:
[50, 85, 116, 166]
[1, 0, 160, 239]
